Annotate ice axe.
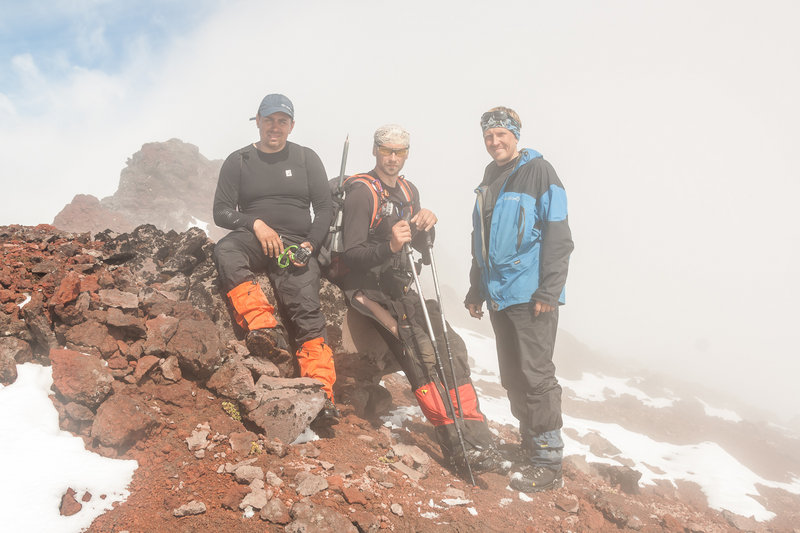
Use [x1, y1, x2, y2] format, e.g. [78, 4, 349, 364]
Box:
[401, 218, 475, 485]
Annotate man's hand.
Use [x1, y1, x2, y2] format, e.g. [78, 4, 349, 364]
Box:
[291, 242, 313, 267]
[410, 208, 438, 232]
[253, 219, 284, 257]
[466, 302, 484, 320]
[533, 301, 555, 317]
[390, 220, 413, 253]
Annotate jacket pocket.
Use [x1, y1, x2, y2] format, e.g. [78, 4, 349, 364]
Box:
[516, 207, 526, 250]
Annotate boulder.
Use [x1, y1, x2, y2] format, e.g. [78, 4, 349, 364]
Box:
[21, 292, 58, 353]
[105, 308, 146, 338]
[0, 346, 17, 385]
[49, 348, 113, 409]
[132, 355, 160, 383]
[98, 288, 139, 310]
[260, 497, 290, 524]
[240, 376, 326, 444]
[295, 472, 328, 497]
[64, 320, 118, 358]
[159, 355, 182, 382]
[167, 317, 221, 379]
[91, 392, 159, 449]
[288, 500, 358, 533]
[206, 359, 256, 401]
[172, 500, 206, 517]
[142, 314, 179, 355]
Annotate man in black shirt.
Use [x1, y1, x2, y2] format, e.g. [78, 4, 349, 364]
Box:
[340, 124, 507, 474]
[213, 93, 338, 424]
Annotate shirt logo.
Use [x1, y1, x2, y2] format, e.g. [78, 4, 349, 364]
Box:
[285, 169, 293, 177]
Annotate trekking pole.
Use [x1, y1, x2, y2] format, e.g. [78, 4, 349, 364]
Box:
[423, 232, 470, 456]
[402, 240, 476, 485]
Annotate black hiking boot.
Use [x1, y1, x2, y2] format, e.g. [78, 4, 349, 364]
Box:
[246, 327, 292, 364]
[312, 399, 340, 427]
[467, 446, 513, 475]
[509, 465, 564, 493]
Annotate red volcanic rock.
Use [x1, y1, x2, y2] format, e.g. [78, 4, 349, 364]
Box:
[91, 392, 159, 449]
[132, 355, 160, 383]
[142, 314, 179, 355]
[0, 347, 18, 385]
[342, 485, 367, 505]
[59, 488, 82, 516]
[49, 348, 113, 409]
[53, 194, 135, 236]
[52, 140, 225, 240]
[79, 274, 100, 293]
[65, 320, 118, 358]
[166, 317, 221, 379]
[49, 271, 82, 307]
[0, 337, 33, 365]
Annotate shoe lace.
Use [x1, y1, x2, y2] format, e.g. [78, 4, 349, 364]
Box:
[529, 466, 546, 478]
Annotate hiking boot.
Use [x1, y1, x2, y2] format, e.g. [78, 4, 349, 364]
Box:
[467, 446, 512, 475]
[246, 327, 292, 363]
[509, 465, 564, 493]
[312, 399, 340, 427]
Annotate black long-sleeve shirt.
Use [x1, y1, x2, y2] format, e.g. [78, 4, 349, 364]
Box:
[212, 142, 332, 251]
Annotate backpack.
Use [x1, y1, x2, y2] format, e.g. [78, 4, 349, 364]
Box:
[319, 173, 415, 283]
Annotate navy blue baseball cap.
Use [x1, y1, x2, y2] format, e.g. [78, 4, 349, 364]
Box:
[250, 93, 294, 120]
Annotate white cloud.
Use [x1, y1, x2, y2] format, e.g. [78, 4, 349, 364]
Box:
[0, 93, 16, 116]
[11, 53, 42, 80]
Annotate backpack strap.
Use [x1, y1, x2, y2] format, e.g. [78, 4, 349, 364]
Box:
[345, 174, 416, 228]
[345, 174, 383, 229]
[396, 176, 415, 219]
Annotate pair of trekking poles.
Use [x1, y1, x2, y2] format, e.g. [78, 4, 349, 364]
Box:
[403, 232, 477, 486]
[334, 136, 475, 484]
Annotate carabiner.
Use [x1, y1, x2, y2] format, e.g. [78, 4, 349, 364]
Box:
[277, 245, 298, 268]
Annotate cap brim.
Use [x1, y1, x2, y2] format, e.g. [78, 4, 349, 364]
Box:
[253, 107, 294, 120]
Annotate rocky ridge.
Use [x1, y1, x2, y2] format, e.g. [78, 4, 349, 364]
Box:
[3, 223, 799, 532]
[52, 139, 226, 241]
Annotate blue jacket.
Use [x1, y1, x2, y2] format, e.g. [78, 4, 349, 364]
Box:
[467, 149, 573, 312]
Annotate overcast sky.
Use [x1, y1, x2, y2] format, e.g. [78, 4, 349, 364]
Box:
[2, 0, 798, 421]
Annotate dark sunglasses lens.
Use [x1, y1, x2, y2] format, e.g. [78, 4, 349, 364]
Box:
[378, 146, 408, 156]
[482, 110, 508, 123]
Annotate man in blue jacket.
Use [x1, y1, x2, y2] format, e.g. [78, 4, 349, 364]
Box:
[465, 106, 574, 492]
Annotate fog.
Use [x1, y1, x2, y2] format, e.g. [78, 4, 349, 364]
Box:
[2, 0, 798, 421]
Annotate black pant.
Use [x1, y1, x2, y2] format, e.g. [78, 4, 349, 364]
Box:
[490, 303, 563, 437]
[349, 289, 495, 459]
[213, 228, 326, 345]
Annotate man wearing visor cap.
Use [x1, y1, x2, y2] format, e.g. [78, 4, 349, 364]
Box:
[466, 106, 574, 491]
[212, 93, 339, 427]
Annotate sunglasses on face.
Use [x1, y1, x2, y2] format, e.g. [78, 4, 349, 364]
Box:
[376, 145, 409, 157]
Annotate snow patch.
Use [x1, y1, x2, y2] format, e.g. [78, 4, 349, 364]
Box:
[187, 217, 209, 236]
[381, 405, 422, 429]
[564, 414, 800, 521]
[697, 398, 742, 422]
[291, 427, 319, 445]
[560, 372, 675, 408]
[442, 497, 471, 506]
[0, 363, 137, 533]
